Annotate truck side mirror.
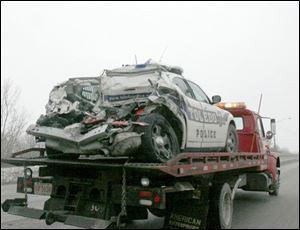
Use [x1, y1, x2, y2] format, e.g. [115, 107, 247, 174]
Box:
[266, 131, 273, 140]
[212, 95, 221, 104]
[270, 119, 276, 135]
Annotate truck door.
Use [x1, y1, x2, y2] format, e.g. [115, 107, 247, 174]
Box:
[172, 77, 204, 150]
[185, 80, 226, 149]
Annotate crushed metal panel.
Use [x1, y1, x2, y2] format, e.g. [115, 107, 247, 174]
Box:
[100, 71, 160, 106]
[111, 132, 142, 156]
[45, 77, 100, 115]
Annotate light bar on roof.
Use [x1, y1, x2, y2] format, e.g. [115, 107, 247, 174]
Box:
[216, 102, 246, 109]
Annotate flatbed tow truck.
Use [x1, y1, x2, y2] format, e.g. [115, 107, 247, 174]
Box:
[1, 102, 280, 229]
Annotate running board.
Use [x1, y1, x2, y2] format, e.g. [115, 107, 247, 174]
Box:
[8, 206, 46, 219]
[3, 201, 114, 229]
[65, 215, 113, 229]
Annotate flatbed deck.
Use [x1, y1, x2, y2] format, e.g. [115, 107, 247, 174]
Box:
[1, 150, 268, 177]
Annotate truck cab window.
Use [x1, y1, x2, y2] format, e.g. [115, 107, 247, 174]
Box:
[257, 117, 265, 138]
[234, 117, 244, 130]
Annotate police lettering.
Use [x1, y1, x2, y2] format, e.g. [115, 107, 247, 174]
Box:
[196, 129, 216, 139]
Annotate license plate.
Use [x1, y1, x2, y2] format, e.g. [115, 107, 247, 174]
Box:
[34, 182, 52, 196]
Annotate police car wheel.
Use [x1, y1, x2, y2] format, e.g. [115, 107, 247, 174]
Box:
[225, 124, 238, 153]
[135, 113, 180, 163]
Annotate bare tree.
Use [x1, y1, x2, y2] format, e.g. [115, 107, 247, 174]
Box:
[1, 79, 29, 157]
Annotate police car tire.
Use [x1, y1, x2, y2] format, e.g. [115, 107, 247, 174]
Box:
[135, 113, 180, 163]
[225, 124, 239, 153]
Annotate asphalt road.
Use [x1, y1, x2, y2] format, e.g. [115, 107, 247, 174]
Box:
[1, 160, 299, 229]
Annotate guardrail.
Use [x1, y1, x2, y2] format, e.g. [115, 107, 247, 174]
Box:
[280, 155, 299, 165]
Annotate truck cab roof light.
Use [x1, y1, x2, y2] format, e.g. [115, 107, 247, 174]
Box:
[216, 102, 246, 109]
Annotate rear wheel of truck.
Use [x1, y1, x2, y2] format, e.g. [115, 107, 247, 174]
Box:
[46, 147, 79, 160]
[269, 169, 280, 196]
[135, 113, 180, 163]
[207, 183, 233, 229]
[225, 124, 238, 153]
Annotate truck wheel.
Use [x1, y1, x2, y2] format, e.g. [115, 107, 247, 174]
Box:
[135, 113, 180, 163]
[45, 212, 56, 225]
[46, 147, 79, 160]
[269, 169, 280, 196]
[207, 183, 233, 229]
[225, 124, 238, 153]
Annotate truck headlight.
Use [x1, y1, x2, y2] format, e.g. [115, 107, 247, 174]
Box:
[24, 168, 32, 179]
[141, 177, 150, 187]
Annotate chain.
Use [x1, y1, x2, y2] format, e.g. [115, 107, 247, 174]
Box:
[120, 163, 127, 216]
[116, 159, 129, 227]
[23, 164, 28, 206]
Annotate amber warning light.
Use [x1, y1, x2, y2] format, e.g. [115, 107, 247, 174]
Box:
[216, 102, 246, 109]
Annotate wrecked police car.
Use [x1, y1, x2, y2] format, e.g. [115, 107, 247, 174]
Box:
[27, 61, 238, 162]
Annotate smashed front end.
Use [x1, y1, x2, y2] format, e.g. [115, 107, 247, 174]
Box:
[27, 63, 185, 159]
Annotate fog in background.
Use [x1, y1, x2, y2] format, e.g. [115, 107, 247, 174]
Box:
[1, 2, 299, 153]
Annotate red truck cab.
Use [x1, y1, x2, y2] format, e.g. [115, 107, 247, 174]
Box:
[217, 102, 268, 153]
[217, 102, 280, 184]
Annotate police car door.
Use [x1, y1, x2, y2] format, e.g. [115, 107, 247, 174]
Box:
[185, 80, 225, 149]
[172, 77, 204, 150]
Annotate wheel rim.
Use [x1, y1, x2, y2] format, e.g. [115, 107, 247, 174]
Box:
[222, 192, 232, 227]
[226, 130, 237, 153]
[151, 124, 173, 161]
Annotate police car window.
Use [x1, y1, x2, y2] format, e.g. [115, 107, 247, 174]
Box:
[172, 77, 193, 98]
[186, 80, 210, 103]
[234, 117, 244, 130]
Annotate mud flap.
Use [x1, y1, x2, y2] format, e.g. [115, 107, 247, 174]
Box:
[164, 195, 209, 229]
[64, 215, 113, 229]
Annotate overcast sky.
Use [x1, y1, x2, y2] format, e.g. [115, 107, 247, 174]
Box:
[1, 1, 299, 153]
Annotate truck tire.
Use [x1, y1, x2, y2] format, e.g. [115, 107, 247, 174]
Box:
[46, 147, 79, 160]
[225, 124, 238, 153]
[135, 113, 180, 163]
[207, 183, 233, 229]
[269, 169, 280, 196]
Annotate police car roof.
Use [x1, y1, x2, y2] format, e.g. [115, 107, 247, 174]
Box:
[105, 61, 184, 76]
